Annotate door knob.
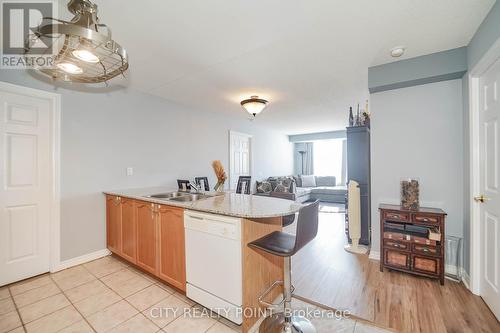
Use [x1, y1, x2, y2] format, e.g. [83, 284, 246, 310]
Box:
[474, 195, 488, 203]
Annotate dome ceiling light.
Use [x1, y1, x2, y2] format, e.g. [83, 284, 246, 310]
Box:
[390, 46, 406, 58]
[240, 96, 269, 117]
[26, 0, 128, 83]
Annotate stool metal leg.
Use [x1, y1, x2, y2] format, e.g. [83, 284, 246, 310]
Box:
[259, 257, 316, 333]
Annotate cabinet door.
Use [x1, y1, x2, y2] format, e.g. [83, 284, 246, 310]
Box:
[136, 201, 158, 275]
[412, 255, 440, 276]
[120, 198, 137, 263]
[106, 195, 122, 254]
[383, 249, 410, 270]
[158, 206, 186, 291]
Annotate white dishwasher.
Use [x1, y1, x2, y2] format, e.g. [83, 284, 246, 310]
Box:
[184, 210, 242, 324]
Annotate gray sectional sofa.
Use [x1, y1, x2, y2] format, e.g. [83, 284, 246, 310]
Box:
[255, 175, 347, 203]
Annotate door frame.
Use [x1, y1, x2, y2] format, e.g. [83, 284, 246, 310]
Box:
[228, 130, 253, 190]
[468, 37, 500, 295]
[0, 81, 61, 274]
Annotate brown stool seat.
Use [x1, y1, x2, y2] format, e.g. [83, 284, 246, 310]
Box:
[247, 200, 319, 333]
[248, 231, 296, 257]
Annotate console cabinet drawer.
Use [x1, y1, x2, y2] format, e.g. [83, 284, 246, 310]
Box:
[413, 244, 439, 256]
[412, 214, 439, 224]
[384, 239, 410, 251]
[383, 211, 409, 222]
[412, 255, 440, 275]
[384, 249, 410, 269]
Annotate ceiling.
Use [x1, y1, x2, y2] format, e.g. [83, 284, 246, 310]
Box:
[82, 0, 494, 134]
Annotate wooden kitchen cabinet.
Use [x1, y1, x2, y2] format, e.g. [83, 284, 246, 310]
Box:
[136, 201, 158, 275]
[106, 196, 187, 291]
[106, 195, 122, 254]
[120, 198, 137, 263]
[158, 205, 186, 291]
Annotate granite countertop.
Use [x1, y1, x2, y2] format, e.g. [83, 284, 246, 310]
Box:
[103, 187, 303, 219]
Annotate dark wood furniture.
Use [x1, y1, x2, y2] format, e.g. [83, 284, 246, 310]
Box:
[345, 125, 371, 245]
[177, 179, 191, 191]
[194, 177, 210, 191]
[236, 176, 252, 194]
[379, 204, 446, 285]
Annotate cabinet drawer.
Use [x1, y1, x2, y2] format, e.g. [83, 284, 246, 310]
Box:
[413, 244, 439, 256]
[412, 255, 440, 275]
[384, 239, 410, 251]
[412, 214, 439, 224]
[384, 249, 410, 269]
[383, 211, 410, 222]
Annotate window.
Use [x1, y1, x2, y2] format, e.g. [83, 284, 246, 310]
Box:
[313, 139, 345, 183]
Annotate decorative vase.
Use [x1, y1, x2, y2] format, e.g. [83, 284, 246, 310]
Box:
[214, 180, 225, 192]
[401, 179, 419, 210]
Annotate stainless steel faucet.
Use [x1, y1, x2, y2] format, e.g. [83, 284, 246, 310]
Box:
[189, 181, 202, 193]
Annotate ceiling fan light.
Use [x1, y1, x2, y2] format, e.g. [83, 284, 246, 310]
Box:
[56, 62, 83, 74]
[241, 96, 269, 116]
[72, 49, 99, 63]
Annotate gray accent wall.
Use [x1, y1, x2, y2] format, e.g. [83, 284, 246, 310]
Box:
[288, 130, 346, 142]
[467, 0, 500, 69]
[368, 47, 467, 93]
[370, 80, 464, 257]
[0, 70, 293, 261]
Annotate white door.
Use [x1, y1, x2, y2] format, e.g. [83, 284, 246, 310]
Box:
[478, 57, 500, 320]
[229, 131, 251, 190]
[0, 87, 52, 286]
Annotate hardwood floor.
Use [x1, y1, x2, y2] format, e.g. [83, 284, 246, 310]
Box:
[286, 205, 500, 333]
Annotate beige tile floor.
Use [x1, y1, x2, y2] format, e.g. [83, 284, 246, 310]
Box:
[0, 255, 391, 333]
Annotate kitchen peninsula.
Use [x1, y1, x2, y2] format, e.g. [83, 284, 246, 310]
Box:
[103, 187, 301, 332]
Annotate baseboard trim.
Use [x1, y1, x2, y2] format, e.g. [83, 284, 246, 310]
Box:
[51, 248, 111, 273]
[461, 268, 471, 290]
[368, 250, 380, 261]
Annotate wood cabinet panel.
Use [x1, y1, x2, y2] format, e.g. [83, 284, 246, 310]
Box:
[384, 249, 410, 269]
[106, 195, 122, 254]
[158, 205, 186, 291]
[136, 201, 158, 275]
[412, 255, 440, 275]
[121, 198, 137, 263]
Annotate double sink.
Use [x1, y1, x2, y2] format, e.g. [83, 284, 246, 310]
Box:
[146, 191, 214, 202]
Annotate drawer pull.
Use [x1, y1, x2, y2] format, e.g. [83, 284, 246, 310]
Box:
[422, 218, 429, 222]
[188, 215, 204, 220]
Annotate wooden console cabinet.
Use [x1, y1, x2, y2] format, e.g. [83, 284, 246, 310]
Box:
[379, 204, 446, 285]
[105, 195, 186, 291]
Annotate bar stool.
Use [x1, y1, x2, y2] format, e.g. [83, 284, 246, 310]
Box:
[269, 192, 296, 227]
[248, 200, 320, 333]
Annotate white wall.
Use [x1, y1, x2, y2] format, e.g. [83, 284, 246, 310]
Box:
[370, 79, 464, 253]
[0, 70, 293, 261]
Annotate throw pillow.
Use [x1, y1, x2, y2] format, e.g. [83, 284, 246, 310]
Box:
[316, 176, 336, 186]
[256, 181, 272, 193]
[300, 175, 316, 187]
[274, 183, 288, 192]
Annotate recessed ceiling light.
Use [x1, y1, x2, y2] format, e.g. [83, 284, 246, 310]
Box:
[390, 47, 405, 58]
[56, 62, 83, 74]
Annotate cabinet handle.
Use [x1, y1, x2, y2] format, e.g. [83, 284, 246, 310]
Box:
[188, 215, 204, 220]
